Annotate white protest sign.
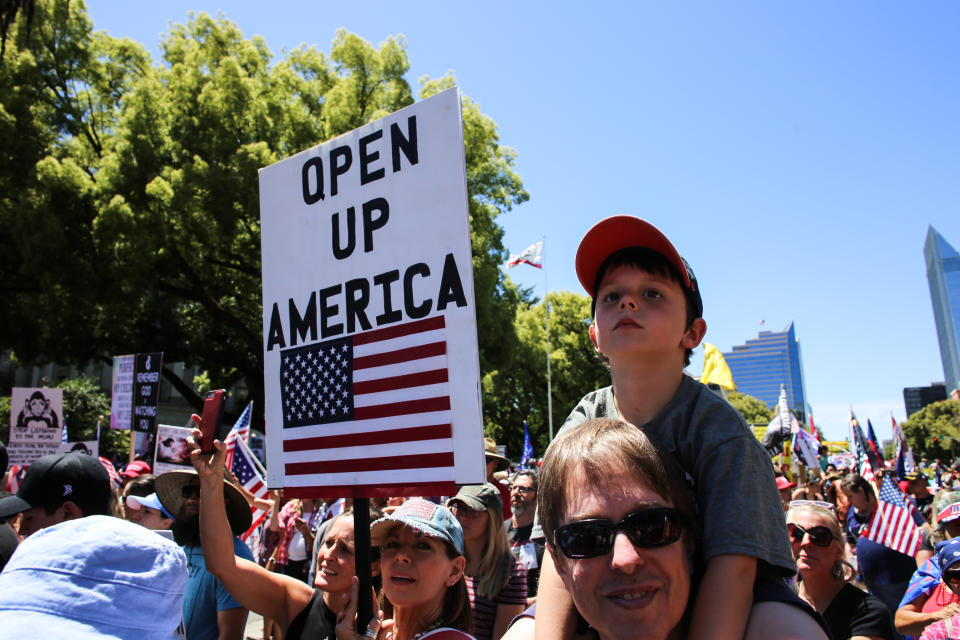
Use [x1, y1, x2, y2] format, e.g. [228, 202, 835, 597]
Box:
[154, 424, 194, 475]
[259, 87, 484, 497]
[8, 387, 64, 465]
[110, 354, 135, 430]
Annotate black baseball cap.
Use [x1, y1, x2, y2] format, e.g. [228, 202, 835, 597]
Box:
[0, 452, 111, 519]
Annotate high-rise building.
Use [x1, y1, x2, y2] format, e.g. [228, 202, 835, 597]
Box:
[903, 382, 947, 418]
[722, 322, 808, 420]
[925, 227, 960, 394]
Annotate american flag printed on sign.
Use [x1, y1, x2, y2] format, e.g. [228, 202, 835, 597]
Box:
[232, 438, 269, 540]
[279, 315, 457, 497]
[861, 475, 922, 557]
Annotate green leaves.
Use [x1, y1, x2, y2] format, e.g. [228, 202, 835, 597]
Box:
[2, 2, 531, 432]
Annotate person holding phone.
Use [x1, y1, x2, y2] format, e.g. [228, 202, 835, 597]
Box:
[187, 429, 381, 640]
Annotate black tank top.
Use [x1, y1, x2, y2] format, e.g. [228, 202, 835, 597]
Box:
[286, 590, 337, 640]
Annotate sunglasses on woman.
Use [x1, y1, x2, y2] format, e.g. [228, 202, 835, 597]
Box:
[553, 507, 688, 559]
[787, 523, 835, 547]
[944, 569, 960, 587]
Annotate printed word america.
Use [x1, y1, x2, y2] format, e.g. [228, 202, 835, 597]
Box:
[266, 252, 467, 352]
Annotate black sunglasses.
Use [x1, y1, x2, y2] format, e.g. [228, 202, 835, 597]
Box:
[788, 523, 835, 547]
[181, 485, 200, 498]
[553, 507, 687, 559]
[944, 570, 960, 585]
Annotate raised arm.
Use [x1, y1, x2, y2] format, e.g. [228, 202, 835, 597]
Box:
[188, 425, 313, 629]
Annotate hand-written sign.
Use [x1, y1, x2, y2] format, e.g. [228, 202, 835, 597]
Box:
[259, 88, 485, 497]
[110, 354, 135, 430]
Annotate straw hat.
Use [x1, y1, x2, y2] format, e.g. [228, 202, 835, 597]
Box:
[484, 437, 510, 469]
[155, 470, 251, 535]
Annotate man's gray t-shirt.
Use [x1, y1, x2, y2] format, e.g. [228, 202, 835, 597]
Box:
[557, 375, 795, 578]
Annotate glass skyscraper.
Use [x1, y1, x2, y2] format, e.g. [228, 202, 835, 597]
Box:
[722, 322, 808, 420]
[925, 227, 960, 394]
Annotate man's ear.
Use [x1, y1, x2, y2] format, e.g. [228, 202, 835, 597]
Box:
[61, 501, 84, 521]
[681, 318, 707, 350]
[588, 322, 601, 352]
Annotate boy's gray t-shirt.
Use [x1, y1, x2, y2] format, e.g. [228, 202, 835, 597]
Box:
[556, 375, 795, 578]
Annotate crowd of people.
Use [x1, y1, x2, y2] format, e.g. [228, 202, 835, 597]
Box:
[0, 215, 957, 640]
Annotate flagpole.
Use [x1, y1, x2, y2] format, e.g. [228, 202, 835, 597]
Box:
[544, 235, 554, 441]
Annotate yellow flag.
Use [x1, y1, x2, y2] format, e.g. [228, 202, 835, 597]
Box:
[701, 343, 736, 391]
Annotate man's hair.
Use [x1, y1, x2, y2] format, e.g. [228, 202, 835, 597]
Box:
[538, 418, 694, 546]
[590, 247, 699, 367]
[840, 473, 873, 496]
[510, 469, 538, 495]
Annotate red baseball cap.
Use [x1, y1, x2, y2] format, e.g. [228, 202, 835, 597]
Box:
[120, 460, 152, 479]
[575, 216, 702, 317]
[776, 476, 797, 491]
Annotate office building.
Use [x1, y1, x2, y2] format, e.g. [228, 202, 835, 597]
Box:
[723, 322, 808, 421]
[903, 382, 947, 419]
[925, 227, 960, 394]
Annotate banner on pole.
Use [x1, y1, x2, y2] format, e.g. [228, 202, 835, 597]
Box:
[8, 387, 64, 465]
[133, 352, 164, 433]
[259, 87, 485, 497]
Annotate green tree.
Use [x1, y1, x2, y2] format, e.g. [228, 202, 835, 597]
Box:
[483, 291, 609, 458]
[902, 399, 960, 460]
[1, 3, 528, 430]
[727, 391, 772, 425]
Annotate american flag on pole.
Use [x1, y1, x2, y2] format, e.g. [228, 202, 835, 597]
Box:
[223, 401, 253, 469]
[231, 438, 270, 540]
[506, 241, 543, 269]
[280, 314, 458, 497]
[861, 475, 922, 557]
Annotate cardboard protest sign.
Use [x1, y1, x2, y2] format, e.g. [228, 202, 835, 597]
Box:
[154, 424, 194, 474]
[110, 354, 135, 430]
[259, 87, 485, 497]
[8, 387, 64, 465]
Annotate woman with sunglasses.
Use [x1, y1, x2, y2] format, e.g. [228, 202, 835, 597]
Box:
[337, 498, 475, 640]
[896, 537, 960, 639]
[446, 484, 527, 640]
[786, 502, 895, 640]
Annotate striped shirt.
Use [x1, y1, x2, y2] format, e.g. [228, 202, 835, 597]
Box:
[465, 556, 527, 640]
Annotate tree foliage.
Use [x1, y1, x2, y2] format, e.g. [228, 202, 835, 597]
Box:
[902, 399, 960, 460]
[483, 291, 609, 458]
[0, 1, 529, 431]
[726, 391, 772, 425]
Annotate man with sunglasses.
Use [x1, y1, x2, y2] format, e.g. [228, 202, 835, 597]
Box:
[538, 418, 828, 640]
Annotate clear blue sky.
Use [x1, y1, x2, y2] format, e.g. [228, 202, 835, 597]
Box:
[87, 1, 960, 441]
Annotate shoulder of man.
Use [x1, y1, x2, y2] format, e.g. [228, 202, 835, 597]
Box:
[556, 386, 615, 437]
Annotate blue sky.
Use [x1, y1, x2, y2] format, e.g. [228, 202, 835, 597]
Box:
[87, 1, 960, 441]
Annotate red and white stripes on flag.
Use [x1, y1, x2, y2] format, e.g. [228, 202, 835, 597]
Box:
[280, 315, 457, 498]
[231, 438, 269, 541]
[99, 456, 122, 487]
[507, 241, 543, 269]
[223, 401, 253, 469]
[861, 476, 922, 557]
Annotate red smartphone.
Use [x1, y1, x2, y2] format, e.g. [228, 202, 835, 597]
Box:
[199, 389, 225, 454]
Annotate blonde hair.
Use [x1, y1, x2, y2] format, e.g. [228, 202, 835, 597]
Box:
[467, 503, 514, 600]
[785, 503, 854, 582]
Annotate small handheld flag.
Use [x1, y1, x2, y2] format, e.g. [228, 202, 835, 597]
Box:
[861, 475, 922, 557]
